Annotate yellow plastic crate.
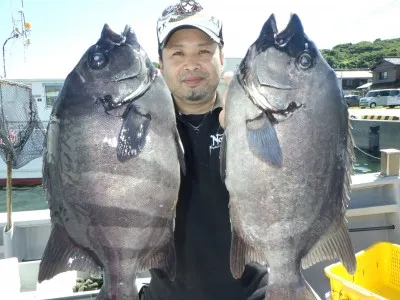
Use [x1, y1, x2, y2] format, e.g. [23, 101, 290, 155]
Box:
[324, 242, 400, 300]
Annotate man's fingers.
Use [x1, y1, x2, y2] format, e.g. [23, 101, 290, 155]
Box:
[223, 71, 234, 84]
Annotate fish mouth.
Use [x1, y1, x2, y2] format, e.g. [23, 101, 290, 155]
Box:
[269, 101, 304, 123]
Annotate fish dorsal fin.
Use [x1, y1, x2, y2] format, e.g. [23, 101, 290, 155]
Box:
[344, 115, 356, 207]
[38, 223, 102, 283]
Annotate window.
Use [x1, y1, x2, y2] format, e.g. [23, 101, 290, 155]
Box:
[378, 90, 390, 97]
[343, 79, 353, 86]
[379, 71, 388, 80]
[389, 90, 400, 96]
[44, 84, 62, 107]
[366, 91, 378, 97]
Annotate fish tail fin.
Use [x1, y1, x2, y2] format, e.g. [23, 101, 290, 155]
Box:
[266, 278, 321, 300]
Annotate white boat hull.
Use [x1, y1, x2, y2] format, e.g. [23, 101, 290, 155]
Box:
[0, 157, 43, 186]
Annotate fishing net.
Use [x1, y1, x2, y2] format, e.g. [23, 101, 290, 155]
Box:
[0, 79, 46, 169]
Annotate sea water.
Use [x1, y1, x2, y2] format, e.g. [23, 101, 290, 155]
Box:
[0, 148, 384, 213]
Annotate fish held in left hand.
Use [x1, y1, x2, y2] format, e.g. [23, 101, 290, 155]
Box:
[220, 13, 356, 300]
[38, 24, 184, 300]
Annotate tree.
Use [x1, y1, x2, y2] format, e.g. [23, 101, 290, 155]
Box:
[320, 38, 400, 69]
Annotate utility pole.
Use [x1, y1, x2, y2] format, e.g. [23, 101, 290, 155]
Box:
[2, 32, 20, 78]
[2, 0, 31, 78]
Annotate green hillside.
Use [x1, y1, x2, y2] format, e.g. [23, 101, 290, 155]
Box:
[321, 38, 400, 69]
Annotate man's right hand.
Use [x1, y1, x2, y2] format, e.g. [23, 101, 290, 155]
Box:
[240, 262, 269, 300]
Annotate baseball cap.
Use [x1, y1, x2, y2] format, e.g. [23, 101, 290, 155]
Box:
[156, 0, 224, 52]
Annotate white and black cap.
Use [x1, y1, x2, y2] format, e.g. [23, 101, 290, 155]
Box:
[157, 0, 224, 53]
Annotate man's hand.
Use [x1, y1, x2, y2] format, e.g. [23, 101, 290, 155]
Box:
[219, 71, 234, 128]
[240, 262, 269, 300]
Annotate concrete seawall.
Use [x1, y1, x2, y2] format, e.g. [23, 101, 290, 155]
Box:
[350, 119, 400, 152]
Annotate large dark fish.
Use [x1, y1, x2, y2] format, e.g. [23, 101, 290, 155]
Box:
[220, 14, 356, 299]
[38, 24, 184, 300]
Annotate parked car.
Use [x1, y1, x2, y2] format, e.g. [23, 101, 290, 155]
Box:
[359, 89, 400, 108]
[344, 95, 360, 107]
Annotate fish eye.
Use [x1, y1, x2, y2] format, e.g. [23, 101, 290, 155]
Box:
[88, 47, 109, 70]
[298, 52, 312, 69]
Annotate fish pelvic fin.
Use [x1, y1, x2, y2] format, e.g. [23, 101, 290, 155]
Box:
[301, 221, 356, 275]
[230, 227, 268, 279]
[38, 223, 102, 283]
[116, 104, 151, 162]
[246, 111, 282, 168]
[266, 278, 321, 300]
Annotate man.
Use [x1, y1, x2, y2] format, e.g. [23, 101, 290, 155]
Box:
[139, 1, 268, 299]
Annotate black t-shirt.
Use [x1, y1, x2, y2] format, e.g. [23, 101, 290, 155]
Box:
[142, 104, 254, 300]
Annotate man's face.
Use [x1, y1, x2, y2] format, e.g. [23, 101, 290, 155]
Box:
[160, 28, 224, 102]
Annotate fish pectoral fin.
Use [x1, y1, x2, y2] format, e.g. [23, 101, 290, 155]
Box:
[219, 132, 227, 182]
[138, 236, 176, 281]
[38, 223, 102, 283]
[246, 112, 282, 167]
[174, 127, 186, 175]
[117, 104, 151, 162]
[301, 221, 356, 275]
[230, 227, 267, 279]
